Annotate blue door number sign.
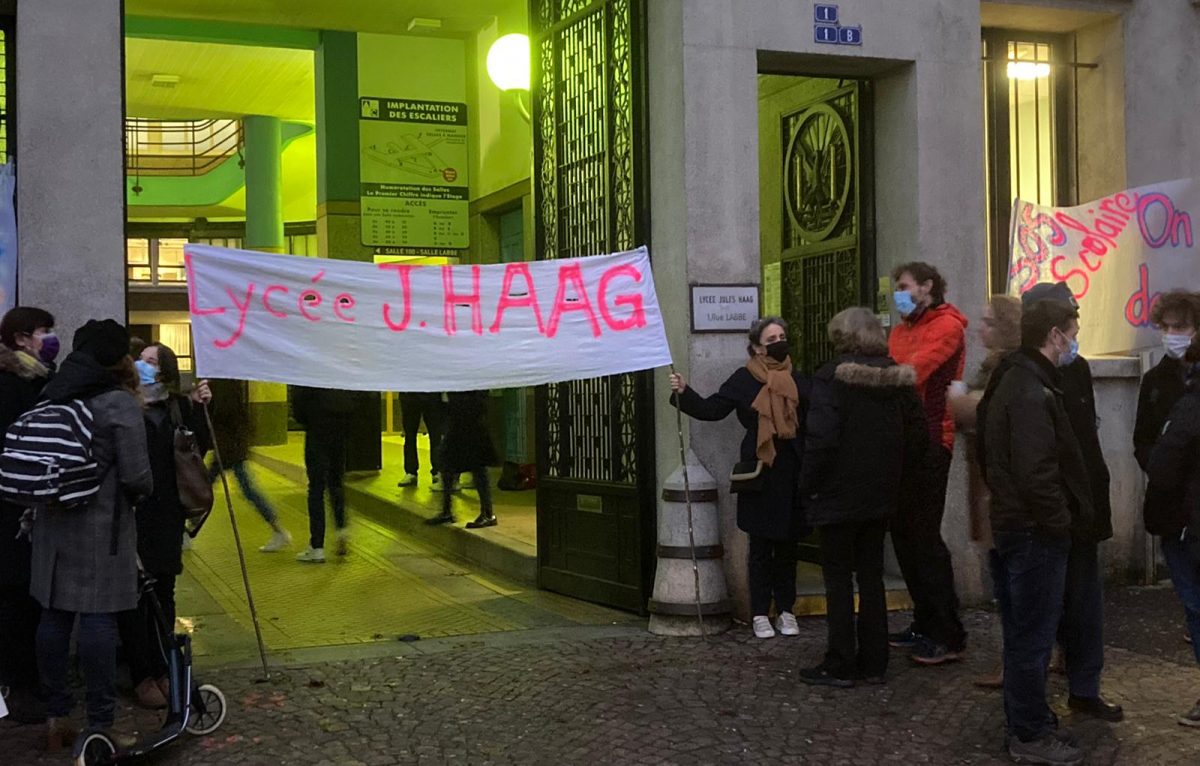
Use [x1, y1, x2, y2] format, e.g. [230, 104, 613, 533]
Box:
[814, 4, 862, 46]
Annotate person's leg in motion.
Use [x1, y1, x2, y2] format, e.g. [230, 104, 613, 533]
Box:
[747, 535, 775, 638]
[328, 435, 349, 556]
[771, 539, 799, 634]
[855, 519, 890, 682]
[299, 434, 328, 561]
[398, 394, 422, 485]
[232, 461, 291, 551]
[465, 466, 497, 528]
[424, 395, 447, 483]
[803, 523, 855, 686]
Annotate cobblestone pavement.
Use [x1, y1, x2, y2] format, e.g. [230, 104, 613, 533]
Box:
[5, 587, 1200, 765]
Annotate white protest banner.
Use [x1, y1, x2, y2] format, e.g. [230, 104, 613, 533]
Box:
[185, 244, 672, 391]
[1008, 178, 1199, 355]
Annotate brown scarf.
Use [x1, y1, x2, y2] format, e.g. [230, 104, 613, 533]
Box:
[746, 354, 799, 467]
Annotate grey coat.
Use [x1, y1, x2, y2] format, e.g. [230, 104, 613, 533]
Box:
[30, 389, 154, 614]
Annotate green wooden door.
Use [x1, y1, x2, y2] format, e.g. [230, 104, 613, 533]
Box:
[530, 0, 655, 612]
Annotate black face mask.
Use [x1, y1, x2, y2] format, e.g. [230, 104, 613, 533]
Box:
[765, 340, 790, 362]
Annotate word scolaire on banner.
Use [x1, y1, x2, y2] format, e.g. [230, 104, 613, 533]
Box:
[1008, 177, 1200, 355]
[184, 244, 672, 392]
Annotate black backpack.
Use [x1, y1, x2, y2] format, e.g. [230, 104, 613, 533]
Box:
[0, 399, 101, 508]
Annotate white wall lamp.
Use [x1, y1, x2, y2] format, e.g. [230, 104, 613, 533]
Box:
[486, 33, 532, 122]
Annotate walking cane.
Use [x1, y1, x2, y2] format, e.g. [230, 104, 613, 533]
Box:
[203, 403, 271, 680]
[671, 365, 706, 639]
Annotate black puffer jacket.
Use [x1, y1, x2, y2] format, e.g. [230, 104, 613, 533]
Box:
[136, 396, 209, 576]
[984, 349, 1094, 538]
[1146, 374, 1200, 539]
[799, 355, 927, 526]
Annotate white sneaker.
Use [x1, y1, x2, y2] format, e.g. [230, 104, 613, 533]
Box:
[776, 611, 800, 636]
[752, 615, 776, 639]
[397, 473, 418, 487]
[296, 547, 325, 563]
[431, 475, 445, 491]
[259, 529, 292, 553]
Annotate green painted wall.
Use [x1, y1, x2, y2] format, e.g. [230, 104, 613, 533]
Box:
[316, 31, 359, 205]
[125, 16, 319, 49]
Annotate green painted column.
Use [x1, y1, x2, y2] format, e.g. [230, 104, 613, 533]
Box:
[315, 31, 372, 262]
[243, 114, 288, 444]
[243, 114, 285, 253]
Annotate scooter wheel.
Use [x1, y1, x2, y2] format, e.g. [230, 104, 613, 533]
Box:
[74, 731, 116, 766]
[185, 683, 228, 736]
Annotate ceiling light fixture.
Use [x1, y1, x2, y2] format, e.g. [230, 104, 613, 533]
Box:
[407, 17, 443, 32]
[150, 74, 181, 88]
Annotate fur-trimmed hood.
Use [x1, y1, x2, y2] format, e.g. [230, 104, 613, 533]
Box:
[833, 360, 917, 389]
[0, 344, 48, 380]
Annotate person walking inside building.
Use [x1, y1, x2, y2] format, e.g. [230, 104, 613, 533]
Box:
[669, 317, 809, 640]
[985, 299, 1091, 766]
[293, 386, 356, 563]
[798, 308, 926, 687]
[427, 390, 498, 528]
[207, 378, 291, 552]
[119, 342, 211, 710]
[397, 392, 447, 490]
[0, 306, 56, 723]
[31, 320, 153, 750]
[886, 262, 968, 664]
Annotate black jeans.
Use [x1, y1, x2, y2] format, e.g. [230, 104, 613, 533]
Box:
[37, 610, 119, 728]
[748, 536, 797, 617]
[995, 530, 1071, 743]
[1058, 539, 1105, 698]
[400, 393, 446, 478]
[890, 444, 966, 649]
[305, 432, 347, 549]
[818, 518, 889, 678]
[117, 573, 176, 685]
[0, 506, 40, 692]
[442, 467, 493, 518]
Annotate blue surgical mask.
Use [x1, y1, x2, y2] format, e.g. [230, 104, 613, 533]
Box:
[1058, 337, 1079, 368]
[1163, 332, 1193, 360]
[135, 359, 159, 386]
[893, 290, 917, 317]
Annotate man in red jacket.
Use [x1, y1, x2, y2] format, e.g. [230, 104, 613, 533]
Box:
[887, 262, 969, 665]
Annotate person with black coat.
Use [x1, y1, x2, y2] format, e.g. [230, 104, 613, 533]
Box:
[207, 378, 290, 552]
[1145, 337, 1200, 727]
[119, 342, 210, 710]
[978, 281, 1122, 724]
[292, 385, 357, 562]
[669, 316, 810, 640]
[427, 391, 498, 528]
[798, 308, 927, 687]
[1135, 291, 1200, 549]
[984, 300, 1092, 766]
[0, 306, 55, 723]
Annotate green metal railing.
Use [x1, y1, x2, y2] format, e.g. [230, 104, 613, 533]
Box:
[125, 118, 242, 177]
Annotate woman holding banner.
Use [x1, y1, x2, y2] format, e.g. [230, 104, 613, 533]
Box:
[668, 317, 810, 639]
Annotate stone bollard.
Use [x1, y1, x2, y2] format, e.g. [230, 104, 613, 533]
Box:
[648, 450, 732, 636]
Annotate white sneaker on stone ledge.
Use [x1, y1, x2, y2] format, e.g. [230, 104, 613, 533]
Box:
[776, 611, 800, 636]
[296, 547, 325, 563]
[752, 615, 776, 639]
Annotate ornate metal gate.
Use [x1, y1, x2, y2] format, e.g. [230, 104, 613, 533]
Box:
[778, 82, 875, 372]
[531, 0, 655, 611]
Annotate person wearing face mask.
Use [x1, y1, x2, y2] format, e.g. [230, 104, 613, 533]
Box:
[1135, 291, 1200, 474]
[886, 262, 969, 665]
[984, 299, 1093, 766]
[668, 316, 810, 639]
[1145, 335, 1200, 728]
[0, 307, 56, 723]
[117, 342, 210, 710]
